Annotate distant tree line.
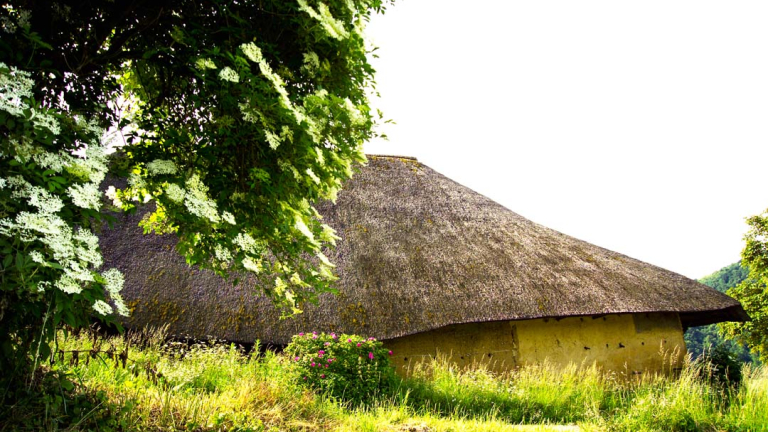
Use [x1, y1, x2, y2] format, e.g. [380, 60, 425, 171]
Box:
[685, 262, 759, 363]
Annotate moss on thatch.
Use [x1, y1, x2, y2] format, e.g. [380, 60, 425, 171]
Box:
[100, 156, 748, 344]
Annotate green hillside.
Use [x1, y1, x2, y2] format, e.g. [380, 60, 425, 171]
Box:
[698, 262, 750, 293]
[684, 262, 757, 363]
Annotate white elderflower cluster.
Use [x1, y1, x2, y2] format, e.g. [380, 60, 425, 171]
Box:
[29, 250, 45, 264]
[12, 138, 35, 163]
[77, 145, 109, 184]
[102, 268, 124, 295]
[56, 276, 83, 294]
[4, 211, 64, 237]
[195, 58, 217, 70]
[184, 175, 220, 223]
[214, 244, 232, 263]
[218, 67, 240, 83]
[221, 211, 236, 225]
[25, 186, 65, 214]
[240, 42, 263, 63]
[105, 185, 123, 207]
[0, 62, 34, 116]
[242, 256, 263, 273]
[146, 159, 178, 176]
[67, 182, 102, 210]
[92, 300, 113, 316]
[297, 0, 349, 40]
[33, 150, 73, 173]
[164, 183, 186, 203]
[31, 109, 61, 135]
[37, 281, 51, 292]
[73, 228, 103, 268]
[101, 268, 129, 316]
[233, 232, 259, 253]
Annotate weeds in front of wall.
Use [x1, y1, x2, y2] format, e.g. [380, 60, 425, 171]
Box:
[2, 327, 766, 432]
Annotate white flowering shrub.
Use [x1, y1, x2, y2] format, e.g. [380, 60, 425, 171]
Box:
[0, 63, 127, 375]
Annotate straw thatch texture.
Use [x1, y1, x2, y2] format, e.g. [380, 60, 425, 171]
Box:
[100, 156, 748, 345]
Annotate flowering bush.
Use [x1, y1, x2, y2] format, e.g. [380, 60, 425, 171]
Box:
[285, 332, 396, 404]
[0, 62, 126, 380]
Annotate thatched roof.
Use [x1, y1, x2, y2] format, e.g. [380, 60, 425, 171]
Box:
[100, 155, 748, 345]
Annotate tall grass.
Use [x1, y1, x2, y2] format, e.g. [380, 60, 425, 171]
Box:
[395, 355, 757, 431]
[4, 329, 766, 431]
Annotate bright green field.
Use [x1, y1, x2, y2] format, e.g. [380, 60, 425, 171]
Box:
[3, 329, 766, 431]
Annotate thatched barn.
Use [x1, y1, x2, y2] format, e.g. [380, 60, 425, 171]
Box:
[100, 155, 748, 374]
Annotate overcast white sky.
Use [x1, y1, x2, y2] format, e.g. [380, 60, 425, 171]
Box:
[363, 0, 768, 279]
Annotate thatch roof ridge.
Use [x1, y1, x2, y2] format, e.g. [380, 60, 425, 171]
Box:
[366, 154, 418, 161]
[99, 156, 748, 345]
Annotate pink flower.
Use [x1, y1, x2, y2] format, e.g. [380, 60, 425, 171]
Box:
[303, 376, 307, 380]
[294, 356, 300, 361]
[324, 342, 331, 346]
[298, 332, 304, 336]
[347, 338, 352, 343]
[356, 343, 362, 347]
[312, 335, 318, 339]
[325, 364, 328, 368]
[321, 374, 326, 378]
[312, 331, 317, 335]
[318, 350, 325, 354]
[318, 353, 324, 358]
[331, 333, 337, 339]
[328, 359, 333, 363]
[311, 362, 316, 367]
[368, 352, 374, 360]
[388, 351, 393, 356]
[368, 337, 375, 341]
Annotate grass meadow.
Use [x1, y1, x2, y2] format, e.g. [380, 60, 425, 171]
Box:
[2, 328, 766, 432]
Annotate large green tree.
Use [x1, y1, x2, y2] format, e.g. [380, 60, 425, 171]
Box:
[0, 0, 389, 383]
[721, 211, 768, 362]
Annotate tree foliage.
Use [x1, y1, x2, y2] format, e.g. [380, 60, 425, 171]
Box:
[699, 262, 750, 294]
[684, 262, 756, 363]
[0, 0, 389, 383]
[721, 211, 768, 362]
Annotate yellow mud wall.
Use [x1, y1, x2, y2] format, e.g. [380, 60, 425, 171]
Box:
[383, 313, 686, 375]
[384, 321, 519, 374]
[515, 313, 686, 373]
